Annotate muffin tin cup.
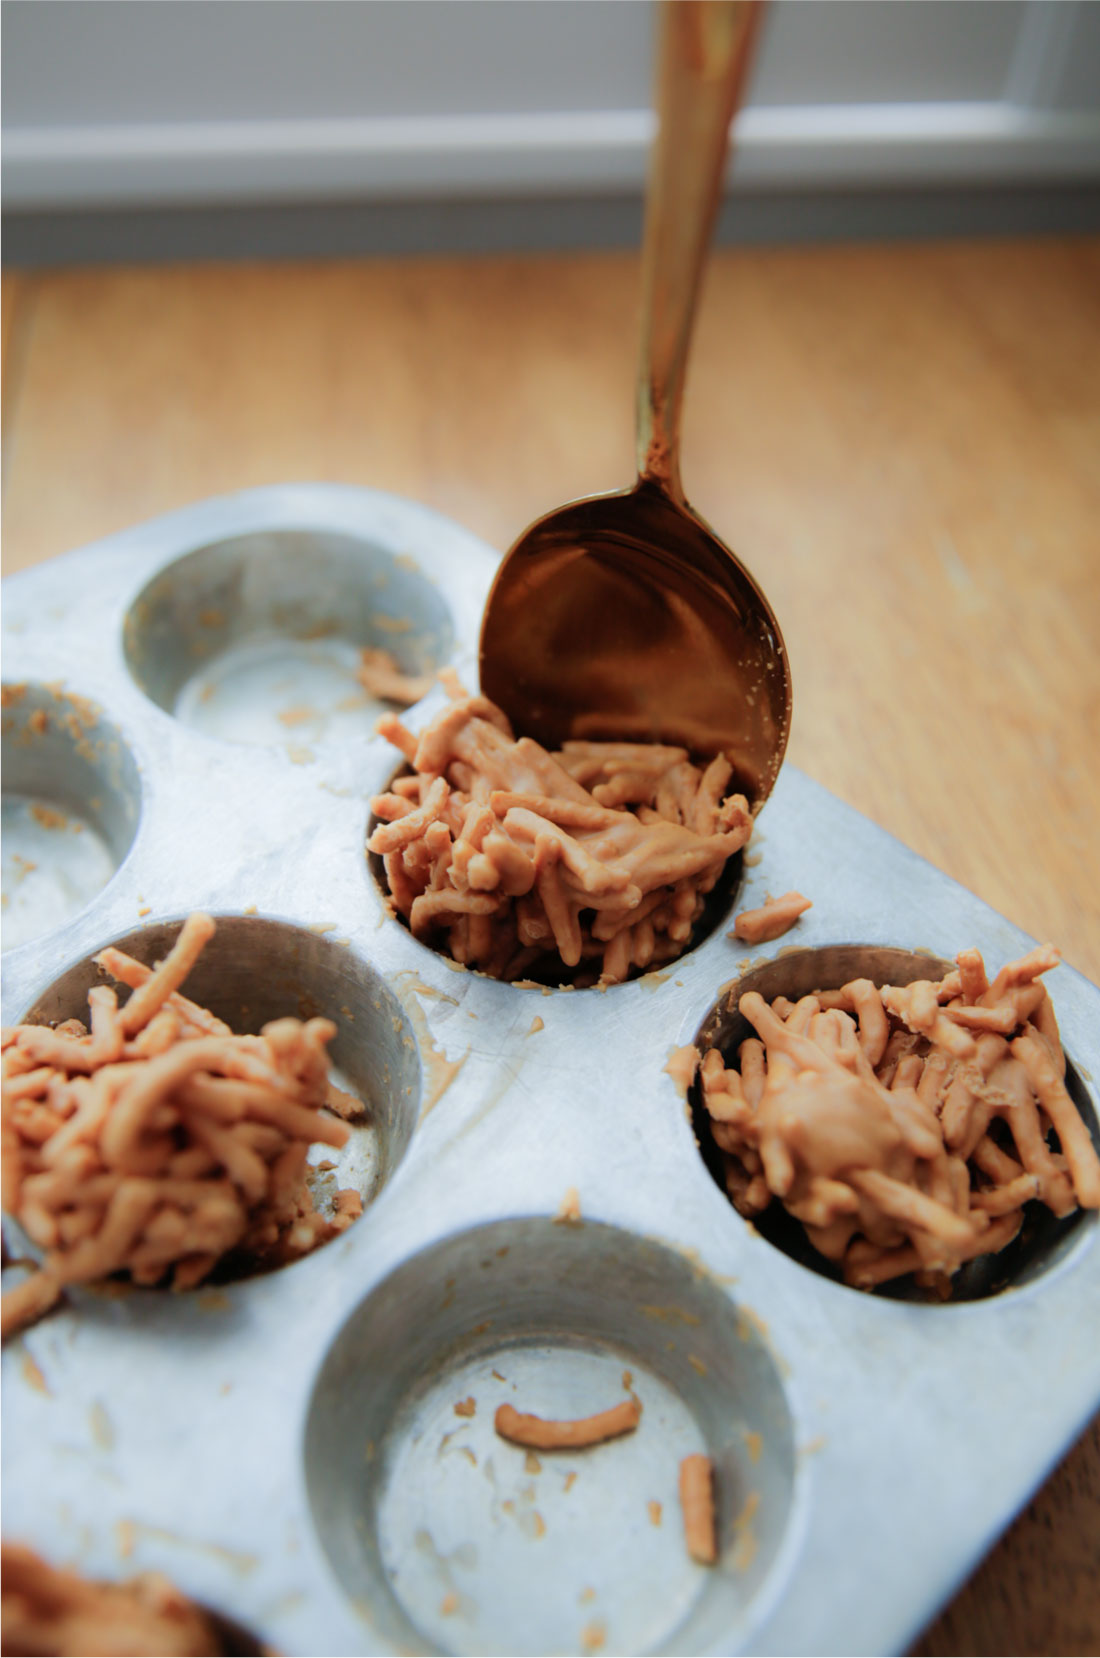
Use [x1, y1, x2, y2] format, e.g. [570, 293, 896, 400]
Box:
[305, 1218, 800, 1658]
[123, 527, 456, 751]
[688, 943, 1100, 1303]
[3, 485, 1099, 1657]
[366, 776, 749, 987]
[2, 681, 143, 952]
[13, 913, 423, 1290]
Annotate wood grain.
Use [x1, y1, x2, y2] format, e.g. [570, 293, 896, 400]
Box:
[913, 1414, 1100, 1658]
[2, 237, 1098, 1652]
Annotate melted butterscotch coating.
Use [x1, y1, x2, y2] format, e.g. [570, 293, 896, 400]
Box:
[699, 947, 1099, 1289]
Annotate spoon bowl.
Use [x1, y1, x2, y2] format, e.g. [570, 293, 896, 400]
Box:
[480, 0, 791, 809]
[480, 476, 789, 803]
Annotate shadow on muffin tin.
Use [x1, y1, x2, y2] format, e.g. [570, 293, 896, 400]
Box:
[305, 1217, 798, 1658]
[1, 682, 142, 953]
[689, 944, 1100, 1303]
[18, 913, 422, 1285]
[122, 528, 454, 749]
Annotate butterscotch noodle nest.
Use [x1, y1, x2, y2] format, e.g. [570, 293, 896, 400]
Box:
[1, 914, 364, 1339]
[697, 945, 1100, 1291]
[369, 678, 753, 984]
[0, 1541, 221, 1657]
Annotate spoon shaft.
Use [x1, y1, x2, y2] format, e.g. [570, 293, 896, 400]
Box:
[636, 0, 763, 501]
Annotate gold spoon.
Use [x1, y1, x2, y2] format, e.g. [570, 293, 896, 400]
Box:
[479, 0, 791, 809]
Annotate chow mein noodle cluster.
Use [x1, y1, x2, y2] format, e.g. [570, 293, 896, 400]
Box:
[1, 913, 363, 1338]
[697, 945, 1099, 1289]
[369, 678, 753, 984]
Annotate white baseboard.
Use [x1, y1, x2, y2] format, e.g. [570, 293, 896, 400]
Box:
[5, 101, 1099, 211]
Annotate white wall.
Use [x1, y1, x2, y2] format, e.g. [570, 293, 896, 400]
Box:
[3, 0, 1099, 210]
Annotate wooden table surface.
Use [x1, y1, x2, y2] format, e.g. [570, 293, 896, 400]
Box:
[2, 236, 1099, 1653]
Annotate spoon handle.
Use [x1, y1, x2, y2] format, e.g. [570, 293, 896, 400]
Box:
[636, 0, 763, 502]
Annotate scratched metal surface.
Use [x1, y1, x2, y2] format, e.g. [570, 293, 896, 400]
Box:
[2, 484, 1098, 1658]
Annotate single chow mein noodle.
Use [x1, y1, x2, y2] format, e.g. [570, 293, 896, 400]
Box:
[356, 646, 434, 707]
[678, 1454, 717, 1565]
[494, 1397, 642, 1450]
[730, 891, 811, 944]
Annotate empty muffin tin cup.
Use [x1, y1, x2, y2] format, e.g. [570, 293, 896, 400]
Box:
[19, 913, 422, 1282]
[1, 682, 142, 952]
[691, 944, 1100, 1302]
[123, 529, 454, 748]
[305, 1217, 796, 1657]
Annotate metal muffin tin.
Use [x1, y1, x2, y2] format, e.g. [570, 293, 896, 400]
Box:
[3, 483, 1098, 1658]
